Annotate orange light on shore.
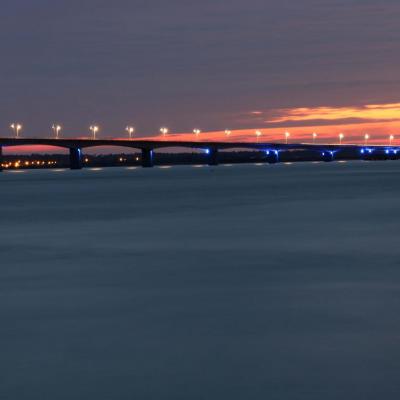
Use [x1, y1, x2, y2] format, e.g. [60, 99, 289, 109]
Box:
[285, 131, 290, 144]
[225, 129, 232, 139]
[193, 129, 201, 141]
[255, 130, 262, 143]
[339, 133, 344, 145]
[390, 135, 395, 145]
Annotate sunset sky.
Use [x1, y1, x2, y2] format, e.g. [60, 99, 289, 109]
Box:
[2, 0, 400, 146]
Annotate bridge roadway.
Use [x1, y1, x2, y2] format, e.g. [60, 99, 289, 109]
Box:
[0, 138, 399, 170]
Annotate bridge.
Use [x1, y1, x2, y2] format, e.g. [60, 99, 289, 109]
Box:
[0, 138, 399, 170]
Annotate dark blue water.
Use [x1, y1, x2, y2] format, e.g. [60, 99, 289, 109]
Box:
[1, 163, 400, 399]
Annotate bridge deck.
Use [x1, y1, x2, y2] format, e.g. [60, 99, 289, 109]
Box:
[0, 137, 395, 151]
[1, 138, 398, 170]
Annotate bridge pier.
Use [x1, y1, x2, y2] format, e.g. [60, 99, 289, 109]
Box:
[321, 151, 334, 162]
[69, 147, 83, 170]
[208, 148, 219, 166]
[0, 146, 2, 172]
[141, 148, 154, 168]
[266, 150, 279, 164]
[360, 149, 373, 161]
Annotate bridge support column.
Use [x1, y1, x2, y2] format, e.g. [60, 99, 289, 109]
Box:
[360, 149, 374, 161]
[361, 152, 370, 161]
[0, 146, 3, 172]
[389, 151, 400, 161]
[208, 148, 219, 166]
[321, 151, 334, 162]
[69, 147, 83, 170]
[141, 148, 154, 168]
[266, 150, 279, 164]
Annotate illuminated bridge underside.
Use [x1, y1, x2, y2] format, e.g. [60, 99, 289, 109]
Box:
[0, 138, 398, 170]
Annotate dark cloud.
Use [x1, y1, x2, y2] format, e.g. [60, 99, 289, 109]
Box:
[1, 0, 400, 137]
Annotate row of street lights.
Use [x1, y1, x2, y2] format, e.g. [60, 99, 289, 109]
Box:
[257, 130, 395, 146]
[7, 122, 398, 145]
[8, 123, 199, 141]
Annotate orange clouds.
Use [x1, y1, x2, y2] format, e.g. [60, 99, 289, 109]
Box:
[144, 102, 400, 145]
[267, 103, 400, 124]
[146, 102, 400, 145]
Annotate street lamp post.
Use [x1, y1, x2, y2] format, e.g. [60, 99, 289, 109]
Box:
[160, 127, 169, 139]
[225, 129, 231, 140]
[90, 125, 99, 140]
[193, 129, 201, 141]
[52, 124, 62, 139]
[339, 133, 344, 145]
[285, 131, 290, 144]
[10, 123, 22, 138]
[255, 130, 262, 143]
[312, 132, 317, 144]
[126, 126, 135, 139]
[390, 135, 394, 146]
[364, 134, 369, 146]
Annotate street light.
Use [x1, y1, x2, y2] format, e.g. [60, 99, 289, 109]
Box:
[225, 129, 232, 140]
[255, 130, 262, 143]
[312, 132, 317, 144]
[193, 129, 201, 141]
[52, 124, 62, 139]
[160, 127, 169, 138]
[285, 131, 290, 144]
[364, 133, 370, 146]
[339, 133, 344, 145]
[390, 135, 394, 146]
[90, 125, 99, 139]
[10, 123, 22, 138]
[126, 126, 135, 139]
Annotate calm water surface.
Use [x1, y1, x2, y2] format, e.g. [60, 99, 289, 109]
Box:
[1, 162, 400, 399]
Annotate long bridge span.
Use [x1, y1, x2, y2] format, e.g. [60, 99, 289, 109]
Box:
[0, 138, 399, 170]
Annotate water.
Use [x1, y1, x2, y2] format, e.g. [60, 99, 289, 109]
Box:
[1, 162, 400, 399]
